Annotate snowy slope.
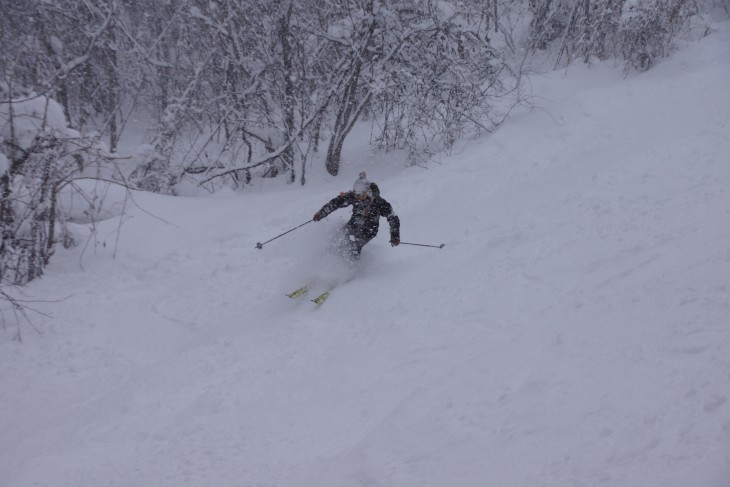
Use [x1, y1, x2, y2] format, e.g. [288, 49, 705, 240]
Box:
[1, 20, 730, 487]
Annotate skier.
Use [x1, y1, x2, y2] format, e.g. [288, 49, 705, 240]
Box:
[313, 172, 400, 260]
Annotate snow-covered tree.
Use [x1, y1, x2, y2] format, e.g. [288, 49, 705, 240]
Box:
[0, 0, 713, 196]
[529, 0, 700, 70]
[0, 86, 114, 283]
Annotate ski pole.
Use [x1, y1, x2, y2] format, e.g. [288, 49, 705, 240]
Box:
[256, 220, 313, 249]
[400, 241, 445, 249]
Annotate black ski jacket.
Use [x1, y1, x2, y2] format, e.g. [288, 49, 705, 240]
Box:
[317, 184, 400, 242]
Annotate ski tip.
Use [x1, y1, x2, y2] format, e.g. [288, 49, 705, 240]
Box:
[311, 292, 330, 305]
[286, 286, 310, 299]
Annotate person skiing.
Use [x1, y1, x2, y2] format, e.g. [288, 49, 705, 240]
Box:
[313, 172, 400, 260]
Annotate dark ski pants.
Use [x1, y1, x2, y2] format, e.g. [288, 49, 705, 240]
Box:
[335, 224, 373, 261]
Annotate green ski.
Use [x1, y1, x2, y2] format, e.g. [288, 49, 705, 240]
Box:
[311, 291, 330, 305]
[286, 286, 309, 299]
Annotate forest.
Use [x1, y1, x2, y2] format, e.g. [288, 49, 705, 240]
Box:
[0, 0, 722, 285]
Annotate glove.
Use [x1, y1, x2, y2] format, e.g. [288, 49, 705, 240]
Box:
[313, 212, 323, 222]
[390, 238, 400, 247]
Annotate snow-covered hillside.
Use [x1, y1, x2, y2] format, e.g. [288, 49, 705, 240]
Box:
[1, 20, 729, 487]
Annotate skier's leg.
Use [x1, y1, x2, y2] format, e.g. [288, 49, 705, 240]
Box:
[332, 224, 357, 259]
[345, 234, 361, 261]
[351, 233, 373, 261]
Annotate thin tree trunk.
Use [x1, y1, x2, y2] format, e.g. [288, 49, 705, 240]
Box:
[494, 0, 499, 33]
[325, 60, 362, 176]
[106, 23, 119, 153]
[280, 2, 296, 183]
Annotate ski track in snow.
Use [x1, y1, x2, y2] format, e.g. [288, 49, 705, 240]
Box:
[1, 20, 730, 487]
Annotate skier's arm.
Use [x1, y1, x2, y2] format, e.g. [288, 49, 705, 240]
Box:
[381, 200, 400, 244]
[314, 193, 352, 221]
[388, 214, 400, 245]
